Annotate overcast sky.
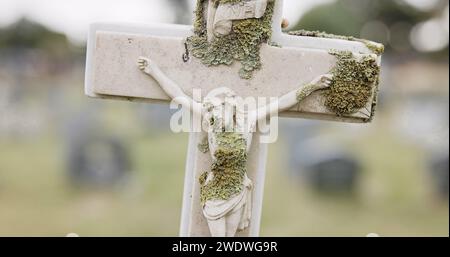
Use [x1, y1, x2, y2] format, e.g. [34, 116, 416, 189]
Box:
[0, 0, 447, 52]
[0, 0, 334, 43]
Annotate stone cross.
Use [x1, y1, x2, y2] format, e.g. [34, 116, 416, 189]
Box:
[85, 0, 383, 237]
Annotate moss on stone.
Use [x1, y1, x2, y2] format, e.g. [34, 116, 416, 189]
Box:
[289, 29, 353, 41]
[325, 50, 380, 116]
[193, 0, 207, 35]
[364, 41, 385, 56]
[367, 77, 380, 122]
[288, 29, 385, 56]
[296, 83, 318, 103]
[268, 41, 282, 48]
[200, 132, 247, 204]
[216, 0, 243, 4]
[188, 0, 276, 79]
[288, 30, 382, 118]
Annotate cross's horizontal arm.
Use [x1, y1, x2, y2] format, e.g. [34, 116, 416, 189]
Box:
[85, 22, 378, 123]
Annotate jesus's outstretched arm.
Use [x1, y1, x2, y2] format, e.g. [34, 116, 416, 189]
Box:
[252, 74, 333, 123]
[138, 56, 203, 116]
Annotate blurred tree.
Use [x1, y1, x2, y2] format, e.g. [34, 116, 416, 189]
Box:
[0, 17, 84, 84]
[0, 18, 74, 58]
[291, 0, 449, 60]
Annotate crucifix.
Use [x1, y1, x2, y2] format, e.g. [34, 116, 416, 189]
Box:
[85, 0, 383, 237]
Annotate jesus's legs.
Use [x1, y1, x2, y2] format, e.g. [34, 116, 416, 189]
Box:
[226, 207, 244, 237]
[207, 218, 226, 237]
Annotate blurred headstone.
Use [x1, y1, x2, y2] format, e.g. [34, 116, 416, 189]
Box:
[304, 155, 361, 193]
[293, 137, 361, 194]
[68, 135, 131, 188]
[280, 119, 322, 176]
[429, 154, 449, 200]
[64, 107, 131, 188]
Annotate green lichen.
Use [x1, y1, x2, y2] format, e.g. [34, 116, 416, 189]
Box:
[193, 0, 207, 35]
[216, 0, 244, 4]
[296, 83, 318, 103]
[289, 29, 353, 40]
[268, 41, 282, 48]
[188, 0, 276, 79]
[288, 29, 385, 56]
[288, 29, 382, 118]
[198, 135, 210, 153]
[368, 77, 380, 122]
[324, 50, 380, 116]
[364, 41, 385, 56]
[199, 132, 247, 204]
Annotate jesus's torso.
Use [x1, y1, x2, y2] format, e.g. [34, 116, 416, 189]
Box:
[200, 104, 256, 203]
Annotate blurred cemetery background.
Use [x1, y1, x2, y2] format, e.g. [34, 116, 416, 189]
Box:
[0, 0, 448, 236]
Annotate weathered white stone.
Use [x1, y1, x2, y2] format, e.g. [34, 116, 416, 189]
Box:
[86, 28, 374, 123]
[84, 0, 382, 237]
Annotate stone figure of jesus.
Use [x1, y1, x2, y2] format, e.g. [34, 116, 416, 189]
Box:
[207, 0, 270, 39]
[137, 56, 332, 236]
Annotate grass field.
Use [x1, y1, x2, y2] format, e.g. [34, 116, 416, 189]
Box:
[0, 99, 448, 236]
